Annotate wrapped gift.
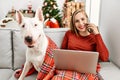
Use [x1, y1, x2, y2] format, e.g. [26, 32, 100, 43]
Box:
[62, 1, 85, 28]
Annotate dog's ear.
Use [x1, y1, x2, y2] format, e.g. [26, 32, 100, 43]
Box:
[16, 11, 24, 24]
[35, 7, 44, 22]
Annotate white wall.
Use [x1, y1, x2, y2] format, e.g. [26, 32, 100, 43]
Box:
[0, 0, 65, 19]
[99, 0, 120, 65]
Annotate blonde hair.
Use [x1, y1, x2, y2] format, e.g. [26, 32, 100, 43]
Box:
[70, 9, 88, 36]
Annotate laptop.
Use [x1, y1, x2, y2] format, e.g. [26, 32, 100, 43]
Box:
[53, 49, 99, 74]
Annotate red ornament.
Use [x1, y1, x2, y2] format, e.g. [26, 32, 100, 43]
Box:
[45, 18, 60, 28]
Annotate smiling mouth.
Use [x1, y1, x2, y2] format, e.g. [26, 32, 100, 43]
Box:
[79, 25, 85, 29]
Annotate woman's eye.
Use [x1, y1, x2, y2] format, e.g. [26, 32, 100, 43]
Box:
[81, 18, 85, 21]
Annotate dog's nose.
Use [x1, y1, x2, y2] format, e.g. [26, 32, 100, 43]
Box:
[25, 36, 32, 43]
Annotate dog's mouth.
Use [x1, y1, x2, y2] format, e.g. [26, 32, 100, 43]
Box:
[24, 41, 35, 48]
[28, 45, 34, 48]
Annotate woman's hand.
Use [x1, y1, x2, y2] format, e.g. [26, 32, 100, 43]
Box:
[85, 23, 99, 34]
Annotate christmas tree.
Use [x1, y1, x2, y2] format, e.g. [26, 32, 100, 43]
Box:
[42, 0, 62, 27]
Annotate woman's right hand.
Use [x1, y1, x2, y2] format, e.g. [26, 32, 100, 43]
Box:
[14, 69, 22, 78]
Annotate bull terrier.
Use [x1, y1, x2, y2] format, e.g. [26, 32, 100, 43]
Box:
[14, 7, 58, 80]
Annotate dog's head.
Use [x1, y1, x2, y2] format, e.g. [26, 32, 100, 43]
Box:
[16, 7, 44, 48]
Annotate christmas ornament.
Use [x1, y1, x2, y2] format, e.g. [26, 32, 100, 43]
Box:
[53, 5, 57, 9]
[45, 18, 60, 28]
[44, 2, 47, 6]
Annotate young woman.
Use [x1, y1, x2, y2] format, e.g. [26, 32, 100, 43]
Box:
[43, 9, 109, 80]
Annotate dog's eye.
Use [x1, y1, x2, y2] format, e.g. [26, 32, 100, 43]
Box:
[34, 24, 37, 27]
[22, 24, 25, 28]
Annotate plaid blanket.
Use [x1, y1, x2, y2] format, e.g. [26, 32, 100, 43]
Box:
[36, 37, 58, 80]
[43, 59, 101, 80]
[52, 70, 99, 80]
[43, 69, 101, 80]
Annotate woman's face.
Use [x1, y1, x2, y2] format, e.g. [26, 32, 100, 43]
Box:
[74, 12, 88, 32]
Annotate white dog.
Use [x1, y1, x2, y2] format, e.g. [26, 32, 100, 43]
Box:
[14, 7, 58, 80]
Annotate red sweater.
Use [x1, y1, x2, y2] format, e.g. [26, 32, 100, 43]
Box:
[61, 30, 109, 62]
[43, 30, 109, 80]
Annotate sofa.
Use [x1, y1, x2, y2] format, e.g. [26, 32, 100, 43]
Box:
[0, 28, 120, 80]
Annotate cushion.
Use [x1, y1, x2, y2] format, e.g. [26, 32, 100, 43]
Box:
[100, 62, 120, 80]
[12, 30, 27, 70]
[44, 28, 69, 48]
[0, 29, 12, 68]
[110, 46, 120, 68]
[0, 69, 14, 80]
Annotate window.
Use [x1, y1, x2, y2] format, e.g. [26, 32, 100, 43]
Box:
[85, 0, 101, 26]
